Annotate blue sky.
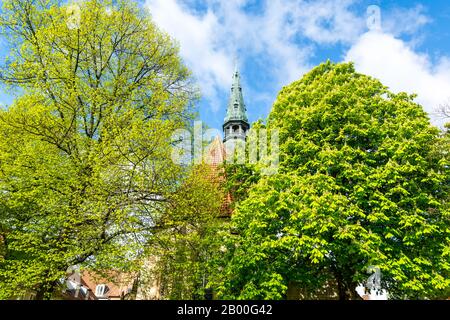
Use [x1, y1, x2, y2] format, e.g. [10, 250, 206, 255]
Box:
[145, 0, 450, 131]
[1, 0, 450, 132]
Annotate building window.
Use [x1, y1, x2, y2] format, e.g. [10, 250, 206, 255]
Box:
[95, 284, 108, 297]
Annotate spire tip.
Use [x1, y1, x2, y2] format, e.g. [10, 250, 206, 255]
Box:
[233, 55, 239, 75]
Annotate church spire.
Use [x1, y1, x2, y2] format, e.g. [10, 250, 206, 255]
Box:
[223, 62, 249, 142]
[224, 63, 248, 124]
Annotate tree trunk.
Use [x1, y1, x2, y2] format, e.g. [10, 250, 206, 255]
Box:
[333, 268, 360, 300]
[336, 274, 348, 300]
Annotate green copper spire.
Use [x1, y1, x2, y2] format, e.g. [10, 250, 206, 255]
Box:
[224, 64, 248, 123]
[223, 63, 250, 142]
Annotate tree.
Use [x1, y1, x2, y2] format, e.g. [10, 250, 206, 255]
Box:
[0, 0, 196, 299]
[216, 62, 450, 300]
[435, 103, 450, 299]
[140, 164, 228, 300]
[437, 100, 450, 120]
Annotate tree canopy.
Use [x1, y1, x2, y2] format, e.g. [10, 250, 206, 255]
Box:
[0, 0, 196, 299]
[140, 163, 228, 300]
[216, 62, 450, 300]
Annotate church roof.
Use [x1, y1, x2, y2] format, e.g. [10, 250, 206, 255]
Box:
[204, 135, 226, 166]
[202, 136, 232, 216]
[224, 65, 249, 124]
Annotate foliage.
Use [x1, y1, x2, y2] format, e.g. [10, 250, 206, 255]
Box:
[0, 0, 196, 299]
[216, 62, 450, 300]
[141, 164, 229, 300]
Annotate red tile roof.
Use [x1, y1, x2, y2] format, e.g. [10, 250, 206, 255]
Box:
[66, 270, 135, 300]
[203, 136, 233, 216]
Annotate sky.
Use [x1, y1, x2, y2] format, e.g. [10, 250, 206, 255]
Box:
[1, 0, 450, 131]
[143, 0, 450, 131]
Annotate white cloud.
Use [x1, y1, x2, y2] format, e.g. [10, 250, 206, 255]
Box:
[286, 0, 365, 44]
[145, 0, 449, 127]
[145, 0, 233, 111]
[145, 0, 366, 112]
[382, 5, 431, 38]
[346, 31, 450, 128]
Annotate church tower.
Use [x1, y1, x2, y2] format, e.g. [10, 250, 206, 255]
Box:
[223, 65, 250, 142]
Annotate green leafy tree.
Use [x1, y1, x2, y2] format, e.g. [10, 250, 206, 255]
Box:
[0, 0, 196, 299]
[141, 164, 228, 300]
[216, 62, 450, 300]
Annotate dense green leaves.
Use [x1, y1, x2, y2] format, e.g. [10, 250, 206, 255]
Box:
[140, 164, 228, 300]
[217, 62, 450, 300]
[0, 0, 196, 299]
